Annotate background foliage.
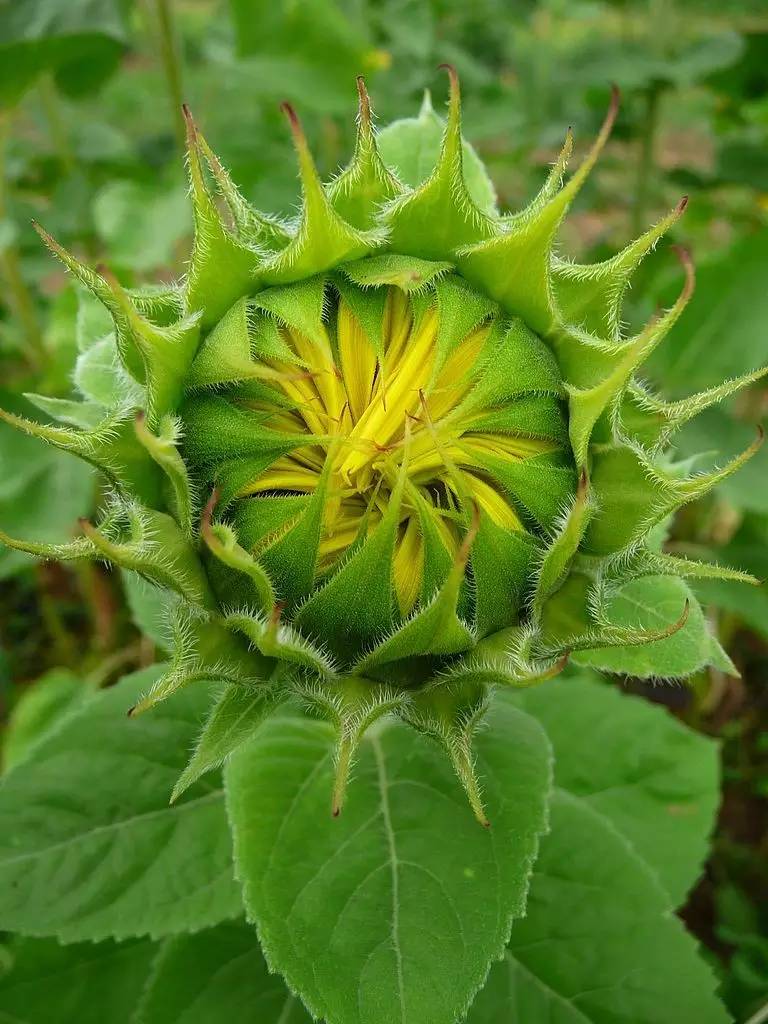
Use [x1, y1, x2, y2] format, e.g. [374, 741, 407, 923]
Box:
[0, 0, 767, 1021]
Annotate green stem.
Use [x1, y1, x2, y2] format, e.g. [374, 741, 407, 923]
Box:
[631, 81, 662, 237]
[38, 74, 75, 172]
[150, 0, 186, 153]
[0, 113, 45, 369]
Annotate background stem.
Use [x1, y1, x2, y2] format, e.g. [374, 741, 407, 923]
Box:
[38, 74, 75, 173]
[632, 80, 662, 236]
[149, 0, 186, 153]
[0, 112, 45, 369]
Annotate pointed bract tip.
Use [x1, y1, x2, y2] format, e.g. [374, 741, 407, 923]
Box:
[31, 220, 60, 253]
[603, 84, 621, 134]
[438, 62, 459, 91]
[578, 467, 589, 494]
[455, 500, 481, 571]
[268, 600, 285, 630]
[356, 76, 371, 123]
[126, 705, 137, 718]
[181, 103, 198, 144]
[200, 487, 220, 536]
[438, 64, 460, 128]
[677, 195, 689, 214]
[670, 244, 695, 301]
[280, 101, 303, 139]
[671, 598, 690, 635]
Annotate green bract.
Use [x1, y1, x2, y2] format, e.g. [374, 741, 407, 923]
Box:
[2, 70, 764, 822]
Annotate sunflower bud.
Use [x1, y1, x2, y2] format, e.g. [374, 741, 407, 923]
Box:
[2, 70, 764, 822]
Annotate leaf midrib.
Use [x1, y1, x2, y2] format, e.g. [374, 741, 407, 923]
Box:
[370, 732, 407, 1024]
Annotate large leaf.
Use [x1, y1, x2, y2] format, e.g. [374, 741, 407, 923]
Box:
[513, 671, 720, 905]
[136, 922, 313, 1024]
[225, 702, 552, 1024]
[0, 666, 241, 942]
[2, 668, 91, 771]
[467, 790, 730, 1024]
[0, 935, 155, 1024]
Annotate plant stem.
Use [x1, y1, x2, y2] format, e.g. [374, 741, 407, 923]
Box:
[38, 74, 75, 173]
[632, 80, 662, 237]
[150, 0, 186, 153]
[0, 112, 45, 369]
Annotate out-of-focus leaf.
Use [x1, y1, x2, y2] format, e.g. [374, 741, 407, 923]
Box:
[227, 0, 383, 114]
[647, 233, 768, 394]
[693, 517, 768, 639]
[0, 0, 128, 104]
[92, 181, 190, 272]
[120, 570, 172, 650]
[0, 392, 93, 580]
[676, 408, 768, 516]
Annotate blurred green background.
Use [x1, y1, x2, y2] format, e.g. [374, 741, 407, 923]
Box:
[0, 1, 767, 1018]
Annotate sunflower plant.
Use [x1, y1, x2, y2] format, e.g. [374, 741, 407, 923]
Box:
[0, 70, 762, 1024]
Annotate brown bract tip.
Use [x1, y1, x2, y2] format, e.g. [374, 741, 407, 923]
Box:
[438, 63, 460, 114]
[456, 501, 481, 571]
[676, 195, 689, 214]
[670, 244, 695, 302]
[201, 487, 220, 537]
[578, 467, 589, 495]
[181, 103, 198, 146]
[269, 601, 285, 630]
[438, 62, 458, 85]
[674, 599, 690, 634]
[356, 76, 371, 124]
[280, 101, 302, 137]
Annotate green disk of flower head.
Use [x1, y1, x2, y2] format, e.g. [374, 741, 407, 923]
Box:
[181, 268, 571, 664]
[3, 68, 765, 821]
